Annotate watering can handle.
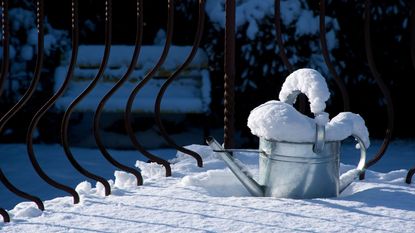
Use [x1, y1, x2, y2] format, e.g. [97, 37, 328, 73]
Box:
[352, 134, 367, 172]
[339, 134, 366, 193]
[281, 89, 329, 154]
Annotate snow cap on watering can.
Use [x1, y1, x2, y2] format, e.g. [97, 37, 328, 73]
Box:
[208, 68, 369, 199]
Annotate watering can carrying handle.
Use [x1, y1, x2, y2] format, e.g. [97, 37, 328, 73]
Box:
[350, 134, 366, 172]
[282, 90, 327, 153]
[339, 134, 367, 193]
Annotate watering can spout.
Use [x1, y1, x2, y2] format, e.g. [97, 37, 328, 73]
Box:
[206, 137, 265, 197]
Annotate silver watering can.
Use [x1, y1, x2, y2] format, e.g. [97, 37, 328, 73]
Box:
[207, 91, 366, 199]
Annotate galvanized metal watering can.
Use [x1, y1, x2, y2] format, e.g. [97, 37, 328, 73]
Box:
[207, 87, 366, 199]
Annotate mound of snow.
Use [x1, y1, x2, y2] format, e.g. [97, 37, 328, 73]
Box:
[180, 169, 250, 197]
[75, 181, 93, 195]
[9, 203, 42, 219]
[248, 68, 370, 148]
[248, 101, 370, 148]
[247, 100, 315, 142]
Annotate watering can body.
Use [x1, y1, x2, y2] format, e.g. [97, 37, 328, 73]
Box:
[258, 138, 340, 198]
[207, 69, 367, 198]
[207, 136, 365, 199]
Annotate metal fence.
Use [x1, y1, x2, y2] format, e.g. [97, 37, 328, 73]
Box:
[0, 0, 412, 223]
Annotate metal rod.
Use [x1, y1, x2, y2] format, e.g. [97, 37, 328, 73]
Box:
[26, 0, 107, 201]
[406, 0, 415, 185]
[0, 0, 9, 96]
[360, 0, 394, 179]
[124, 0, 174, 177]
[274, 0, 293, 73]
[406, 168, 415, 184]
[0, 0, 78, 205]
[93, 0, 143, 186]
[60, 0, 113, 196]
[0, 0, 44, 212]
[224, 0, 235, 149]
[0, 169, 44, 210]
[0, 208, 9, 223]
[213, 149, 263, 153]
[153, 0, 205, 168]
[319, 0, 350, 111]
[22, 0, 79, 204]
[410, 0, 415, 70]
[274, 0, 306, 113]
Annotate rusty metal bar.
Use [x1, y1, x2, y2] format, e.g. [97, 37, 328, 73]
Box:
[0, 207, 9, 223]
[410, 0, 415, 70]
[0, 169, 44, 210]
[0, 2, 44, 216]
[274, 0, 293, 73]
[27, 0, 104, 202]
[274, 0, 306, 113]
[124, 0, 174, 177]
[93, 0, 143, 185]
[360, 0, 394, 179]
[24, 0, 79, 204]
[0, 0, 65, 208]
[0, 0, 9, 96]
[154, 0, 205, 167]
[406, 168, 415, 184]
[406, 0, 415, 184]
[319, 0, 350, 111]
[60, 0, 114, 196]
[224, 0, 235, 149]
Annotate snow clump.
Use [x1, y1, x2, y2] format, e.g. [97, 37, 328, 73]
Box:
[248, 68, 370, 148]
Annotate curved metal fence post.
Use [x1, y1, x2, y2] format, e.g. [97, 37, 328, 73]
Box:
[24, 0, 80, 204]
[0, 208, 9, 223]
[360, 0, 395, 179]
[93, 0, 143, 186]
[0, 1, 10, 222]
[274, 0, 306, 113]
[319, 0, 350, 111]
[224, 0, 235, 149]
[274, 0, 294, 73]
[0, 0, 9, 96]
[60, 0, 114, 196]
[153, 0, 205, 168]
[0, 169, 44, 210]
[407, 0, 415, 184]
[26, 0, 106, 202]
[0, 0, 64, 208]
[124, 0, 174, 177]
[406, 168, 415, 184]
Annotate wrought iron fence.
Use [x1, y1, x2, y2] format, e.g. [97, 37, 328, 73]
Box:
[0, 0, 412, 223]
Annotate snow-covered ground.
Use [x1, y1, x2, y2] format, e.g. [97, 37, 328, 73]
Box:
[0, 140, 414, 232]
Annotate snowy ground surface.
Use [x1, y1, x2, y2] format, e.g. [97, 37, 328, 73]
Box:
[1, 140, 415, 232]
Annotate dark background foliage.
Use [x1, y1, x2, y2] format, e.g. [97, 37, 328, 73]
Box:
[1, 0, 414, 147]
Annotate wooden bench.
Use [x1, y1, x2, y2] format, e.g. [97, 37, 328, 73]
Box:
[53, 45, 211, 114]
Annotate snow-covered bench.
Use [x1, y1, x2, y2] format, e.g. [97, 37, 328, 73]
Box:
[54, 45, 211, 114]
